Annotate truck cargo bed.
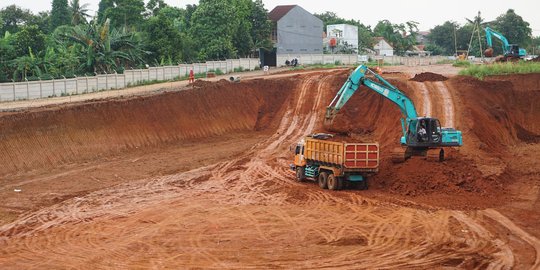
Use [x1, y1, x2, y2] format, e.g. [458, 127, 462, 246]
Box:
[304, 138, 379, 171]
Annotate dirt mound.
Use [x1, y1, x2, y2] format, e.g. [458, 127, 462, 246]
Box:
[370, 156, 506, 208]
[320, 70, 540, 207]
[410, 72, 448, 82]
[0, 79, 295, 176]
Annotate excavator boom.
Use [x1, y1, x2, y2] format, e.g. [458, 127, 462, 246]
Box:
[326, 65, 417, 136]
[484, 27, 527, 58]
[325, 65, 462, 162]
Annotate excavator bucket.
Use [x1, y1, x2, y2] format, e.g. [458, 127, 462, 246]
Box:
[484, 48, 494, 57]
[324, 107, 337, 125]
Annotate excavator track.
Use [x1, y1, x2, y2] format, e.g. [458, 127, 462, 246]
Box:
[391, 147, 407, 163]
[426, 148, 444, 162]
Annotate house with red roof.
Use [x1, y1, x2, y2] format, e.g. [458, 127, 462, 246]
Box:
[268, 5, 323, 55]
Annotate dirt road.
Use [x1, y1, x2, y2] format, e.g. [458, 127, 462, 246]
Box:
[0, 67, 539, 268]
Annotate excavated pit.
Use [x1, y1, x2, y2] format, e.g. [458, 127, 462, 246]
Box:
[0, 79, 293, 176]
[1, 70, 540, 269]
[0, 71, 539, 209]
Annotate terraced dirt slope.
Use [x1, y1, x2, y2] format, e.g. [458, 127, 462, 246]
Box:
[0, 70, 539, 269]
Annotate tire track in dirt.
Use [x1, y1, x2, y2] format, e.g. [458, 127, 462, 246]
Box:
[482, 209, 540, 269]
[409, 81, 432, 116]
[0, 71, 526, 269]
[434, 81, 455, 128]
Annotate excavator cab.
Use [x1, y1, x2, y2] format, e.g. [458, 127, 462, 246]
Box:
[406, 117, 442, 146]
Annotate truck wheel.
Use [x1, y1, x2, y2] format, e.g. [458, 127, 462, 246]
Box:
[295, 167, 305, 182]
[327, 174, 340, 190]
[337, 177, 344, 190]
[318, 172, 328, 189]
[359, 179, 369, 190]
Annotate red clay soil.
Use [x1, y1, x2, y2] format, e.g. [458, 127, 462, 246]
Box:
[0, 79, 294, 176]
[1, 70, 540, 268]
[2, 69, 538, 209]
[448, 74, 540, 153]
[320, 70, 540, 208]
[410, 72, 449, 82]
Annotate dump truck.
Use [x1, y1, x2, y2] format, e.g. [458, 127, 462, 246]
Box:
[291, 133, 379, 190]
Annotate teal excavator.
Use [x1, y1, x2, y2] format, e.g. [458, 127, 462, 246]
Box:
[325, 65, 463, 162]
[484, 27, 527, 60]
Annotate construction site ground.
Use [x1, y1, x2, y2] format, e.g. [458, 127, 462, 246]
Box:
[0, 64, 539, 269]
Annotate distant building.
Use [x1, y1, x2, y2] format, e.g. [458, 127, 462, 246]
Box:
[416, 31, 430, 44]
[373, 37, 394, 56]
[406, 45, 431, 57]
[268, 5, 323, 55]
[326, 24, 358, 51]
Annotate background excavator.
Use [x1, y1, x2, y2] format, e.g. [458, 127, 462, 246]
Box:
[325, 65, 462, 162]
[483, 27, 527, 60]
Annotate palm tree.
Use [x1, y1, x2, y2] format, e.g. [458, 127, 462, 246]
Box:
[11, 48, 42, 80]
[56, 19, 147, 73]
[69, 0, 90, 25]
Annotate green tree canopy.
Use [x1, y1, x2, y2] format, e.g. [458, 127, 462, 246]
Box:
[374, 20, 418, 55]
[427, 21, 459, 55]
[490, 9, 532, 48]
[190, 0, 238, 60]
[69, 0, 90, 25]
[142, 12, 183, 64]
[0, 5, 35, 35]
[51, 0, 70, 30]
[13, 25, 47, 56]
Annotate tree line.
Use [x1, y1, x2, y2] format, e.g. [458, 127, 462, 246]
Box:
[0, 0, 538, 82]
[0, 0, 272, 82]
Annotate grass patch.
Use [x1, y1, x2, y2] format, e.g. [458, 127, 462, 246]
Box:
[452, 60, 472, 67]
[436, 59, 455, 64]
[459, 62, 540, 79]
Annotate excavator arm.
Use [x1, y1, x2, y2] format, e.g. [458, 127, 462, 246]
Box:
[325, 65, 418, 136]
[484, 27, 527, 58]
[485, 27, 511, 54]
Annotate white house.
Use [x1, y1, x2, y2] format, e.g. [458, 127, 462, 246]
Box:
[326, 24, 358, 50]
[373, 37, 394, 56]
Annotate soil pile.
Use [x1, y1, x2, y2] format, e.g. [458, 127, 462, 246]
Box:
[0, 79, 294, 176]
[410, 72, 448, 82]
[371, 157, 504, 201]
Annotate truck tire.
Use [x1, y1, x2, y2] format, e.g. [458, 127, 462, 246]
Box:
[337, 177, 344, 190]
[318, 172, 328, 189]
[295, 167, 306, 182]
[327, 174, 340, 190]
[359, 178, 369, 190]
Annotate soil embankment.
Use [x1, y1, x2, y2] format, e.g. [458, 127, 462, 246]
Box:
[0, 79, 293, 176]
[1, 70, 540, 269]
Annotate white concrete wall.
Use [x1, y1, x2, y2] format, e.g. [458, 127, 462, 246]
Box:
[0, 58, 260, 102]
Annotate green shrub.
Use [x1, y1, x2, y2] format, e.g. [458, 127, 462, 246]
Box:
[208, 68, 224, 75]
[452, 60, 471, 67]
[459, 62, 540, 79]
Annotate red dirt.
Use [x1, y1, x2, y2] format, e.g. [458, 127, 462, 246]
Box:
[410, 72, 449, 82]
[0, 79, 293, 176]
[0, 69, 539, 268]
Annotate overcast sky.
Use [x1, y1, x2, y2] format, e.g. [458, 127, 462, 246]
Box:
[3, 0, 540, 35]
